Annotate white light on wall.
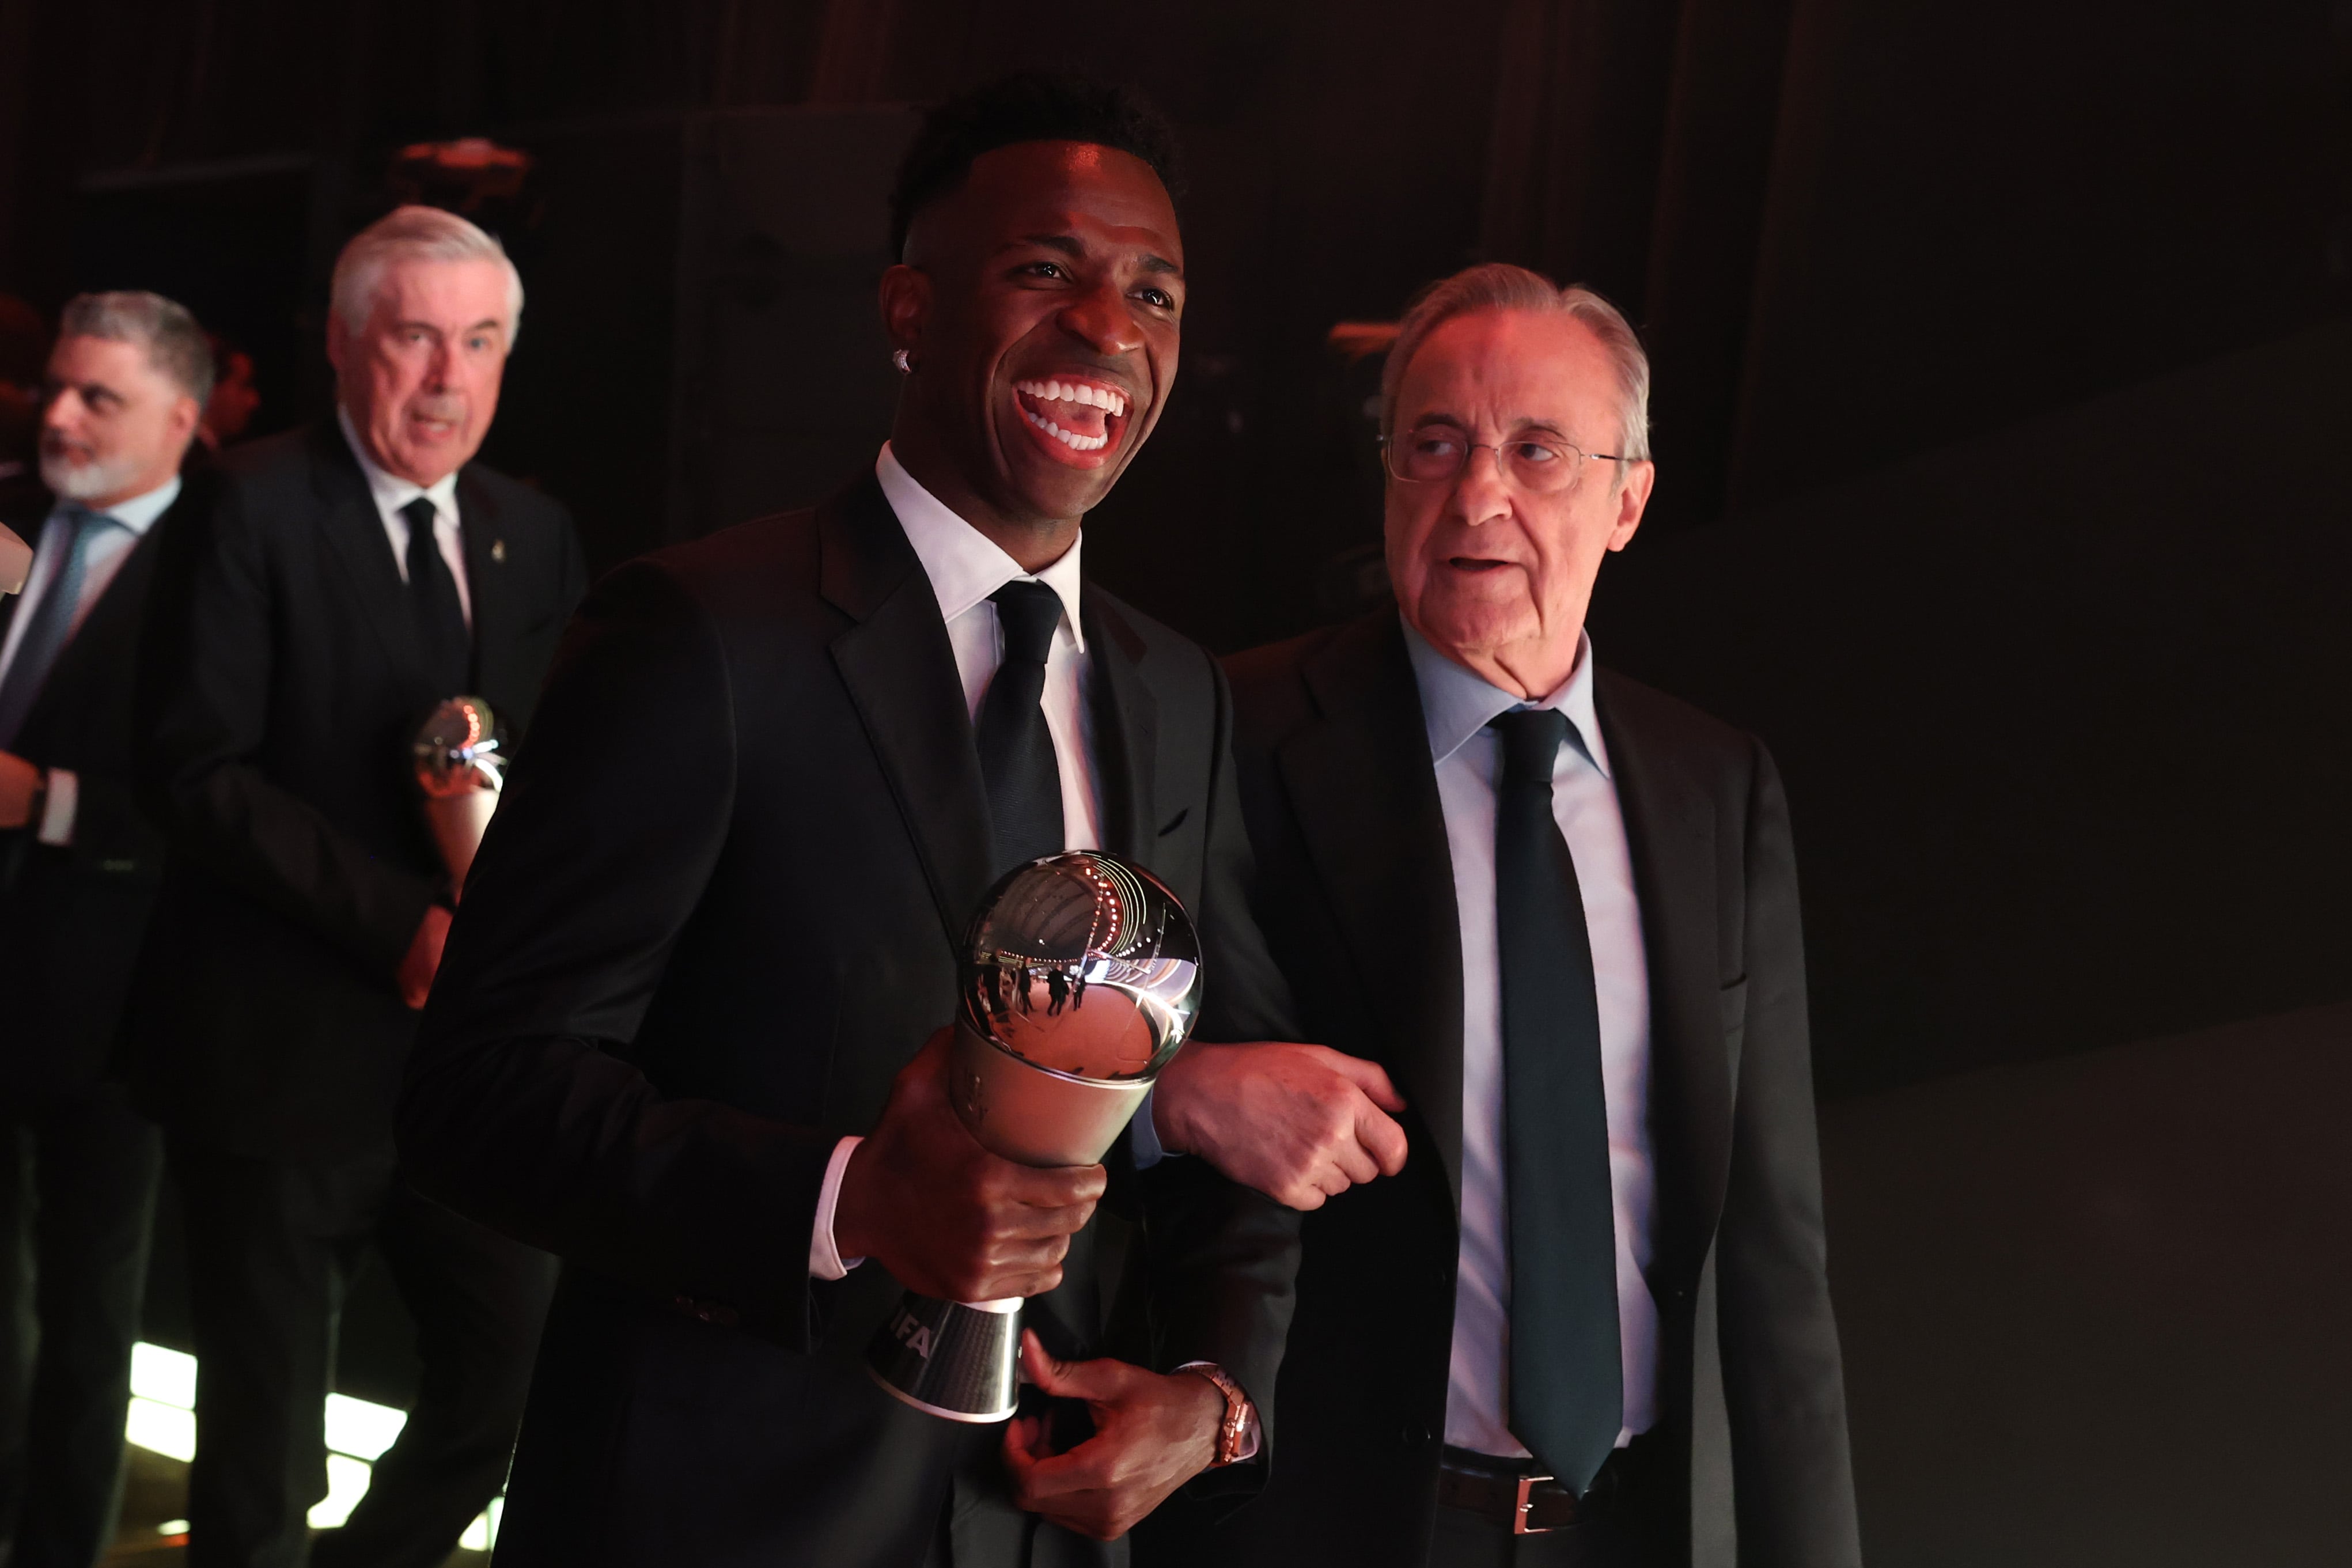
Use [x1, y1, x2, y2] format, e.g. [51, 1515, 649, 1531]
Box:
[308, 1453, 373, 1529]
[122, 1341, 502, 1552]
[124, 1397, 196, 1464]
[324, 1393, 407, 1461]
[129, 1342, 197, 1410]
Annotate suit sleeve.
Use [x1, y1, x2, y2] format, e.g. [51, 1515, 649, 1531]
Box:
[398, 559, 836, 1346]
[58, 770, 166, 879]
[1139, 652, 1304, 1505]
[1714, 741, 1863, 1566]
[136, 474, 435, 980]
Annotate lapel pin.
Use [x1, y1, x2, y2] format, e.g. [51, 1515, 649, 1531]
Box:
[490, 539, 507, 563]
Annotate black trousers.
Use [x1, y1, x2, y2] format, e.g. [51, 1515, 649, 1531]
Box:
[0, 1084, 162, 1568]
[170, 1139, 557, 1568]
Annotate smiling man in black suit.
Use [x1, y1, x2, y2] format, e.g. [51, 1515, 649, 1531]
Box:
[134, 206, 585, 1568]
[396, 75, 1309, 1567]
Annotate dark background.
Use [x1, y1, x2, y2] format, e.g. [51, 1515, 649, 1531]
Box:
[7, 0, 2345, 1100]
[2, 1, 2348, 1561]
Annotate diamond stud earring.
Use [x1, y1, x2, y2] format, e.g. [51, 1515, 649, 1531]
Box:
[892, 349, 912, 374]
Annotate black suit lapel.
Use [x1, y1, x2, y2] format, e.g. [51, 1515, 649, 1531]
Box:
[1597, 672, 1734, 1297]
[306, 425, 434, 699]
[1081, 589, 1157, 861]
[13, 506, 166, 742]
[457, 468, 506, 698]
[1282, 614, 1468, 1205]
[821, 472, 995, 949]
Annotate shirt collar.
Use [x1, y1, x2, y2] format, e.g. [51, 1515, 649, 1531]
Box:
[875, 442, 1086, 653]
[55, 472, 180, 537]
[1401, 614, 1611, 779]
[338, 405, 462, 524]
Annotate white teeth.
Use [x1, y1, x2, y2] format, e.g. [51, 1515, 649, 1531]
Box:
[1016, 379, 1128, 424]
[1020, 406, 1108, 450]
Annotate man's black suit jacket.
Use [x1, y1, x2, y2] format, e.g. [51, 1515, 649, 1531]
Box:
[0, 477, 204, 1109]
[395, 473, 1304, 1567]
[130, 423, 586, 1162]
[1168, 613, 1859, 1568]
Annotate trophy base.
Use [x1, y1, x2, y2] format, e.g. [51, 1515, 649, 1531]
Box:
[865, 1293, 1021, 1423]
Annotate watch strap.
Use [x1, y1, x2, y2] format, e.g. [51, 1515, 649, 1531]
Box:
[1183, 1362, 1252, 1468]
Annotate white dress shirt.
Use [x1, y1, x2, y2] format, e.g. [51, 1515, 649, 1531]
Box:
[337, 406, 472, 629]
[0, 474, 181, 846]
[806, 443, 1104, 1279]
[1404, 620, 1659, 1458]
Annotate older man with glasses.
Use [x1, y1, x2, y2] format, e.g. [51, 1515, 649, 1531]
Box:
[1149, 264, 1861, 1568]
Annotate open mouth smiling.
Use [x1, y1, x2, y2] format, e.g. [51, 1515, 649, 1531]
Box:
[1012, 376, 1133, 464]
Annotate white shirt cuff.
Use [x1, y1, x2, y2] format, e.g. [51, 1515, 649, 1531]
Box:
[1175, 1361, 1262, 1462]
[35, 767, 75, 846]
[808, 1134, 866, 1280]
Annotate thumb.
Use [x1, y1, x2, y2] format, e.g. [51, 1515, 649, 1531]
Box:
[1327, 1050, 1408, 1113]
[1019, 1329, 1127, 1404]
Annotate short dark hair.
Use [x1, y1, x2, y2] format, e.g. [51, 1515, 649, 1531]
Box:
[888, 73, 1184, 260]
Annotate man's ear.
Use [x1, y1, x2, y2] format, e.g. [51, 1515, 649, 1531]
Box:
[167, 393, 202, 451]
[324, 310, 349, 376]
[1606, 460, 1656, 552]
[878, 263, 931, 362]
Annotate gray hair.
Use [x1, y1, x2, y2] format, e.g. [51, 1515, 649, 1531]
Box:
[1380, 263, 1652, 467]
[58, 290, 214, 406]
[330, 204, 524, 344]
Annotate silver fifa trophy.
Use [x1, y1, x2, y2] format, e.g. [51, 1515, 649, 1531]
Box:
[410, 696, 506, 898]
[0, 522, 29, 596]
[866, 851, 1204, 1422]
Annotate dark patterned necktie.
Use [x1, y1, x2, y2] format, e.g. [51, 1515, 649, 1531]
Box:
[0, 507, 112, 749]
[403, 495, 470, 694]
[974, 581, 1066, 876]
[1490, 707, 1623, 1492]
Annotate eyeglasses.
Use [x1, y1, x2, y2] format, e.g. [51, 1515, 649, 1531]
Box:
[1379, 426, 1624, 495]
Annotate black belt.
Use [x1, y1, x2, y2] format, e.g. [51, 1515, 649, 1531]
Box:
[1436, 1436, 1653, 1536]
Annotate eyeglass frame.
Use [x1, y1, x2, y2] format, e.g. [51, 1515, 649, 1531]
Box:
[1376, 425, 1630, 493]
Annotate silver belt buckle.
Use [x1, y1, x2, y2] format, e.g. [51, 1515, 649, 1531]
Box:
[1513, 1472, 1563, 1535]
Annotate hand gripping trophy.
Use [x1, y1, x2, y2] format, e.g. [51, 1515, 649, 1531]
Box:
[867, 850, 1203, 1422]
[0, 522, 29, 597]
[410, 696, 506, 899]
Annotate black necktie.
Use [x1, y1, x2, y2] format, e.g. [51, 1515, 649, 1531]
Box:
[0, 507, 112, 750]
[403, 495, 470, 695]
[974, 581, 1065, 876]
[1491, 707, 1623, 1493]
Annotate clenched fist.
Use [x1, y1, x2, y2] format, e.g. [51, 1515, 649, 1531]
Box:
[1151, 1040, 1409, 1210]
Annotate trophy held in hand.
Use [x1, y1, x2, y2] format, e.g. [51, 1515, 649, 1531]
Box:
[411, 696, 506, 900]
[867, 851, 1203, 1422]
[0, 522, 29, 596]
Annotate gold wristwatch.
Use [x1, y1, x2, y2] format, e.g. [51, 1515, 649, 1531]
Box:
[1184, 1363, 1252, 1468]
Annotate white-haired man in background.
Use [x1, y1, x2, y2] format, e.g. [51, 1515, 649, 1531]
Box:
[1, 290, 209, 1568]
[130, 206, 585, 1568]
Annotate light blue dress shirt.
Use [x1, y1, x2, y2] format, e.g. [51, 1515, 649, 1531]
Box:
[0, 474, 180, 844]
[1403, 617, 1659, 1457]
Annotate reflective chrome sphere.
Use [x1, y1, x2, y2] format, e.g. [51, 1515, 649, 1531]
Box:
[959, 852, 1202, 1085]
[411, 696, 506, 798]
